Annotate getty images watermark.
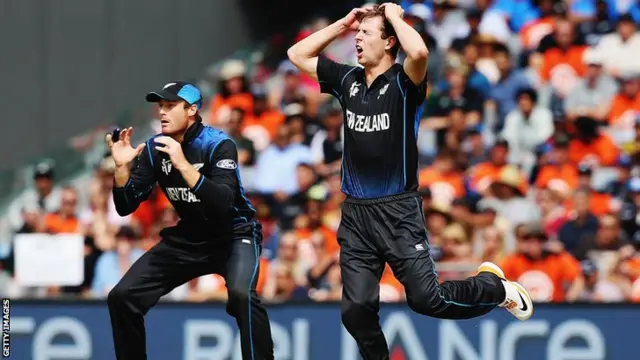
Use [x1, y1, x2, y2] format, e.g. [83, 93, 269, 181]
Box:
[2, 298, 9, 358]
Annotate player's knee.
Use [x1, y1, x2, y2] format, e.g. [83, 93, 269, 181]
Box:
[227, 285, 251, 304]
[107, 283, 131, 308]
[341, 301, 373, 331]
[225, 285, 251, 316]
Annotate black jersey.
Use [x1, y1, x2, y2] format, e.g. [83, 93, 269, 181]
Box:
[112, 121, 255, 241]
[317, 55, 427, 198]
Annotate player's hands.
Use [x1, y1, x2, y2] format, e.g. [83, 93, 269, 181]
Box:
[341, 8, 366, 31]
[105, 127, 146, 168]
[380, 3, 404, 20]
[154, 136, 189, 170]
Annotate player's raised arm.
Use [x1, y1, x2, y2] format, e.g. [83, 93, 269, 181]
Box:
[107, 127, 156, 216]
[382, 2, 428, 85]
[287, 8, 364, 80]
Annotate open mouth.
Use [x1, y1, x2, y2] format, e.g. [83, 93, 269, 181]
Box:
[355, 45, 363, 57]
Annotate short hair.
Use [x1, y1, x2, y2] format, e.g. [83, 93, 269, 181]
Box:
[516, 87, 538, 103]
[493, 43, 511, 57]
[357, 5, 401, 58]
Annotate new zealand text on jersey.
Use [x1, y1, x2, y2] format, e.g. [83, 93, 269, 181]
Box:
[166, 187, 201, 203]
[346, 109, 390, 133]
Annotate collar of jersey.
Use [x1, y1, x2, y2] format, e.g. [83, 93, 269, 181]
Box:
[357, 63, 402, 87]
[183, 120, 204, 144]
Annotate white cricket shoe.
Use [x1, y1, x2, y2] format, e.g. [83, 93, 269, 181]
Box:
[477, 261, 533, 321]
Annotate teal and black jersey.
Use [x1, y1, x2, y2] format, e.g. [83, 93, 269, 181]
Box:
[317, 55, 427, 199]
[112, 121, 255, 240]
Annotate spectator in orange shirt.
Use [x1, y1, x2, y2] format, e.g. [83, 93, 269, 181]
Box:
[539, 18, 588, 98]
[241, 88, 285, 152]
[419, 150, 465, 206]
[208, 60, 254, 126]
[535, 133, 579, 193]
[519, 0, 558, 51]
[468, 138, 510, 195]
[568, 116, 618, 166]
[295, 199, 339, 256]
[501, 223, 581, 302]
[607, 73, 640, 130]
[41, 186, 82, 234]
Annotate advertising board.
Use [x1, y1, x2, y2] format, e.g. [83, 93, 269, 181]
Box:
[8, 301, 637, 360]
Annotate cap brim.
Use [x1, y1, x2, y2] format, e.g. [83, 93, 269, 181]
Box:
[146, 90, 182, 103]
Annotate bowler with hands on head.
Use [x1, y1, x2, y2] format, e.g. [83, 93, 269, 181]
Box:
[105, 81, 274, 360]
[288, 3, 533, 360]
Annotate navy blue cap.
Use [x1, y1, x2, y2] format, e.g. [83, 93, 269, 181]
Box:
[146, 81, 202, 109]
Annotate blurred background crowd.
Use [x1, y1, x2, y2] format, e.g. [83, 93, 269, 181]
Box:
[1, 0, 640, 304]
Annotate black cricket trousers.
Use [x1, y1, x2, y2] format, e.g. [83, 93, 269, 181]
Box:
[338, 192, 506, 360]
[107, 222, 274, 360]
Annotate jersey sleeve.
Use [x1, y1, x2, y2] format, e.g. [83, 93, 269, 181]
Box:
[317, 55, 356, 98]
[400, 67, 428, 104]
[190, 139, 238, 215]
[112, 141, 157, 216]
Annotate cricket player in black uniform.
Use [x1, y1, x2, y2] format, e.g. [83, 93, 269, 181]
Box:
[105, 82, 274, 360]
[288, 4, 533, 359]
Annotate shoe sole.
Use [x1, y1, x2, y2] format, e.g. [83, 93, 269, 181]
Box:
[477, 261, 505, 279]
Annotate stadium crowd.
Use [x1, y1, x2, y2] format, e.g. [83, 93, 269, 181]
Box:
[1, 0, 640, 304]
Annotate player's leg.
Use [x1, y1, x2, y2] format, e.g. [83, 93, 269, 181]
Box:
[107, 238, 207, 360]
[220, 222, 274, 360]
[384, 196, 533, 320]
[339, 203, 389, 360]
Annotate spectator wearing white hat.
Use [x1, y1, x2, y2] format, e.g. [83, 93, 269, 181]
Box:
[208, 59, 253, 125]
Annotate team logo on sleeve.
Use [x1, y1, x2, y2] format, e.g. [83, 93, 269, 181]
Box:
[216, 159, 238, 169]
